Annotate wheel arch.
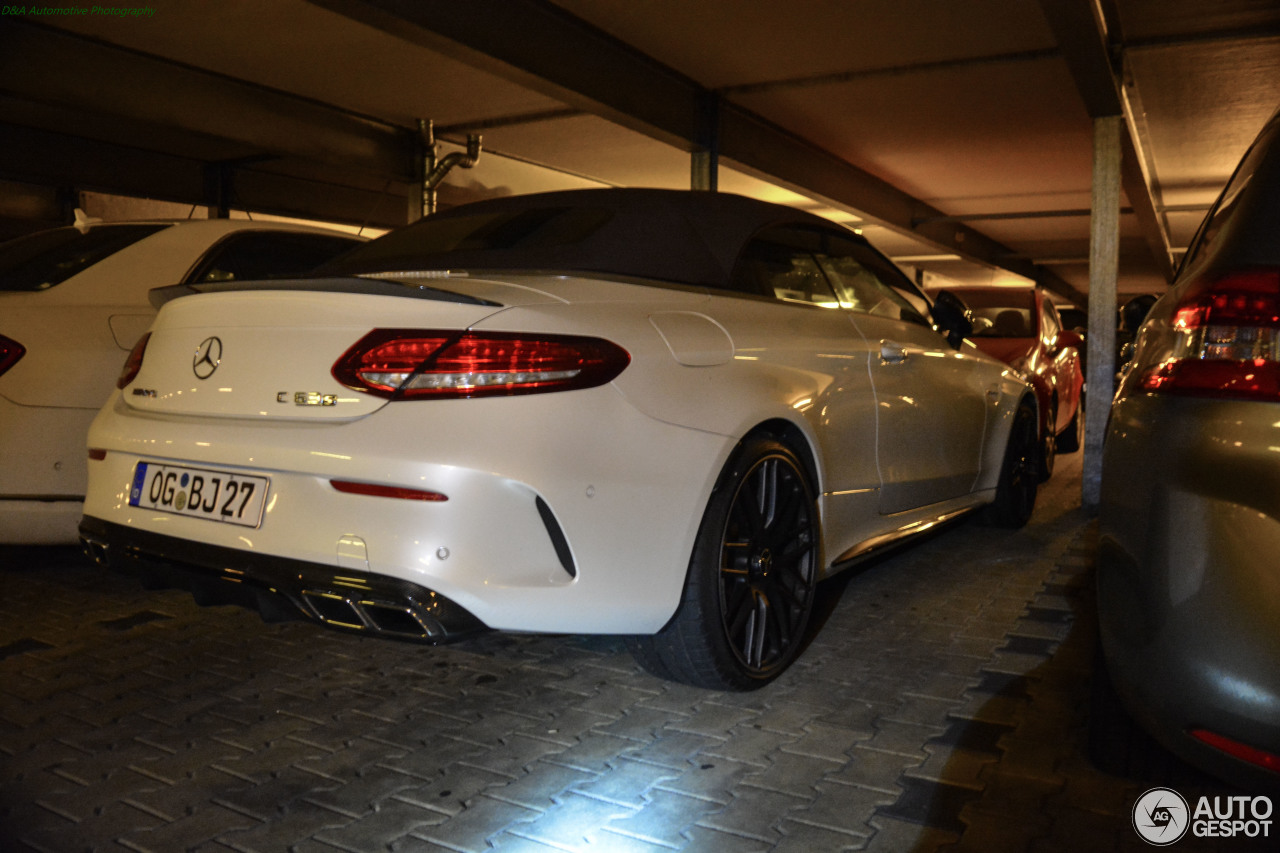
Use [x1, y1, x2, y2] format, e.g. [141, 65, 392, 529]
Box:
[1020, 390, 1040, 422]
[742, 417, 821, 497]
[629, 425, 825, 689]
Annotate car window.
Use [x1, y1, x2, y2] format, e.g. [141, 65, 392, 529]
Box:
[816, 234, 930, 325]
[0, 224, 170, 292]
[954, 289, 1036, 338]
[1180, 117, 1274, 275]
[730, 225, 932, 321]
[731, 234, 841, 306]
[186, 232, 363, 283]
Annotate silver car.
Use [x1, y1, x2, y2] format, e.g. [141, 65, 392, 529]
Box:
[1095, 106, 1280, 789]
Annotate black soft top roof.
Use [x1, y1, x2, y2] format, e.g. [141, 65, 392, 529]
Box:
[318, 188, 857, 288]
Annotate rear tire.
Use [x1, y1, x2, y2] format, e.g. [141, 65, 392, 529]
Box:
[629, 437, 819, 690]
[982, 397, 1038, 528]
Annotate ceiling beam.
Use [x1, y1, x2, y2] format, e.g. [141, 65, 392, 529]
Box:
[0, 20, 417, 182]
[0, 123, 410, 230]
[308, 0, 1086, 303]
[1037, 0, 1176, 281]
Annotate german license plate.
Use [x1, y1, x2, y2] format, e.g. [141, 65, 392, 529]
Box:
[128, 462, 269, 528]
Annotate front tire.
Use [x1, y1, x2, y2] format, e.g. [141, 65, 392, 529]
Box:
[1039, 399, 1057, 481]
[982, 397, 1039, 528]
[629, 437, 820, 690]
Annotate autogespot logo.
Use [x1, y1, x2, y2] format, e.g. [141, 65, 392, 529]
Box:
[1133, 787, 1190, 846]
[1132, 787, 1276, 844]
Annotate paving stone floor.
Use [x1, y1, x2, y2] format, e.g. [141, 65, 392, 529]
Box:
[1, 453, 1271, 852]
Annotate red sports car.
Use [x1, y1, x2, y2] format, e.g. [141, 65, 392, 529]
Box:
[934, 286, 1084, 478]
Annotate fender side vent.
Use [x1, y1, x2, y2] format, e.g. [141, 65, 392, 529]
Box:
[535, 495, 576, 579]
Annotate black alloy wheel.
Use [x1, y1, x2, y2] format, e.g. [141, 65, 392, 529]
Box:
[1040, 400, 1057, 481]
[982, 397, 1039, 528]
[629, 437, 820, 690]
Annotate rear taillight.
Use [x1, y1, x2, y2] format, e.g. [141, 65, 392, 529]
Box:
[1140, 271, 1280, 399]
[0, 335, 25, 377]
[332, 329, 630, 399]
[117, 332, 151, 389]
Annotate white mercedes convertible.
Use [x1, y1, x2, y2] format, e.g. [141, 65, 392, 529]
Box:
[80, 189, 1038, 690]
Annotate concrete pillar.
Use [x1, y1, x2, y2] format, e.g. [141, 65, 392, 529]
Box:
[692, 92, 719, 191]
[691, 150, 717, 191]
[1083, 115, 1122, 507]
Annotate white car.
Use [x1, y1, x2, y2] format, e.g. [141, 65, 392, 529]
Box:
[79, 189, 1038, 689]
[0, 216, 363, 544]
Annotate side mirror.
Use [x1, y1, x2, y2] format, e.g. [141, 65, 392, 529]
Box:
[1055, 329, 1085, 353]
[931, 290, 974, 349]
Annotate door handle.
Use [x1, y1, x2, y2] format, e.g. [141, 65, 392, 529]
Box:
[880, 341, 909, 364]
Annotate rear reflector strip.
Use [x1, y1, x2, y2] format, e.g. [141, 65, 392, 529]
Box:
[1190, 727, 1280, 774]
[331, 480, 448, 502]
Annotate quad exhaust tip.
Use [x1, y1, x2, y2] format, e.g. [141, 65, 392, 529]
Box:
[300, 589, 444, 640]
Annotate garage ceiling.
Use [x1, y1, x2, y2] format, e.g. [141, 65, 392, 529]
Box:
[2, 0, 1278, 305]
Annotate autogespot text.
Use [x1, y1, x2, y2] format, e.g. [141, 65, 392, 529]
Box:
[1192, 795, 1273, 839]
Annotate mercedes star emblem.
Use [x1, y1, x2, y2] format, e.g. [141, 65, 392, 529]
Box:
[193, 336, 223, 380]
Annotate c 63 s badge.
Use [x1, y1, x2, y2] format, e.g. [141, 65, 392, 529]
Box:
[279, 391, 341, 407]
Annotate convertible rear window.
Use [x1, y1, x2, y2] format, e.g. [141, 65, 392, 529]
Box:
[0, 224, 169, 292]
[184, 232, 363, 283]
[322, 207, 614, 273]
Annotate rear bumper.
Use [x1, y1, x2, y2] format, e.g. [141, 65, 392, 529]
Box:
[83, 385, 729, 634]
[79, 515, 487, 642]
[1099, 394, 1280, 788]
[0, 393, 96, 544]
[0, 498, 83, 545]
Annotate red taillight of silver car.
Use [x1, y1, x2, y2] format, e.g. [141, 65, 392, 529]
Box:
[332, 329, 630, 399]
[0, 334, 25, 377]
[1141, 271, 1280, 398]
[1189, 727, 1280, 775]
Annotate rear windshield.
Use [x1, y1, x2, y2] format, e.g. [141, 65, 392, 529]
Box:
[1179, 115, 1276, 276]
[185, 232, 363, 283]
[0, 224, 169, 292]
[950, 289, 1036, 338]
[318, 207, 614, 274]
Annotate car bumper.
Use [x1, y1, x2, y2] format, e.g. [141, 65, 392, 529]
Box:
[79, 515, 487, 641]
[82, 386, 732, 636]
[1099, 394, 1280, 787]
[0, 394, 97, 544]
[0, 498, 83, 545]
